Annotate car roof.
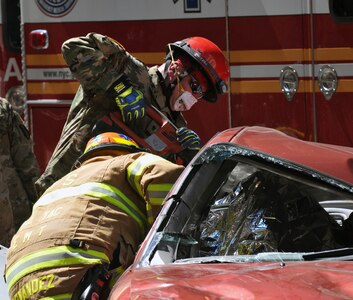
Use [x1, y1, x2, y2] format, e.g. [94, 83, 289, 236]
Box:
[207, 126, 353, 185]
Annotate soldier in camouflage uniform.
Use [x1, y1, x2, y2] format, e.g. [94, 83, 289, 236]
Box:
[35, 33, 230, 195]
[0, 98, 40, 247]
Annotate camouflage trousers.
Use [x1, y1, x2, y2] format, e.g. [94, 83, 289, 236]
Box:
[0, 170, 32, 247]
[0, 172, 16, 247]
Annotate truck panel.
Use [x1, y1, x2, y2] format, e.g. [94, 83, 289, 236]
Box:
[11, 0, 353, 171]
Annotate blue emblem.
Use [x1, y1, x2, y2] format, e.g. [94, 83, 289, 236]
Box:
[35, 0, 78, 17]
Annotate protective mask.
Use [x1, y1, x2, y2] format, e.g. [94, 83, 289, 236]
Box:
[167, 44, 198, 111]
[172, 91, 198, 111]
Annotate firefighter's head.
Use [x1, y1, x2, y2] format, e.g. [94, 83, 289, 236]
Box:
[161, 36, 230, 111]
[75, 132, 146, 167]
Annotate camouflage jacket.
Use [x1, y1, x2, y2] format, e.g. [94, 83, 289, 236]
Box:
[0, 98, 40, 243]
[35, 33, 186, 196]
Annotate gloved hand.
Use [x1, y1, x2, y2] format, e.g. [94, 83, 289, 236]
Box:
[176, 127, 202, 151]
[111, 74, 146, 123]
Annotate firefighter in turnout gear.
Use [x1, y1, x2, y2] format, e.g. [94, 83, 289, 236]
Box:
[5, 132, 184, 299]
[35, 33, 230, 196]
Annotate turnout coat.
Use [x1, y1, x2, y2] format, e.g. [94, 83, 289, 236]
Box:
[6, 152, 184, 299]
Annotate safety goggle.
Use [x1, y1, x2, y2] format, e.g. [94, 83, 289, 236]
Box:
[168, 43, 205, 100]
[177, 75, 204, 100]
[189, 75, 204, 100]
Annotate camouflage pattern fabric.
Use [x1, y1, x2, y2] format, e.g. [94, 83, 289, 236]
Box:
[0, 98, 40, 247]
[35, 33, 186, 196]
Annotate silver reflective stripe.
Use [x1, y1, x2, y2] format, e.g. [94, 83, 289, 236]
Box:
[34, 184, 89, 208]
[147, 183, 173, 205]
[148, 190, 169, 205]
[34, 182, 147, 231]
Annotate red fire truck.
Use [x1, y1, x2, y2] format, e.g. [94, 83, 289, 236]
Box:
[1, 0, 353, 171]
[0, 1, 22, 112]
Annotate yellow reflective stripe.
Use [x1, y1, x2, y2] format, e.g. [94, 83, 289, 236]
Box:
[40, 294, 72, 300]
[34, 182, 147, 232]
[108, 266, 125, 289]
[147, 183, 173, 205]
[88, 183, 147, 231]
[146, 202, 154, 225]
[110, 265, 125, 277]
[6, 246, 108, 291]
[127, 154, 164, 198]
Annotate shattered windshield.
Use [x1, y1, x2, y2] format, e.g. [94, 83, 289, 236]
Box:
[198, 162, 344, 256]
[142, 144, 353, 266]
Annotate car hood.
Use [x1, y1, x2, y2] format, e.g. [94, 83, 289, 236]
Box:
[111, 262, 353, 299]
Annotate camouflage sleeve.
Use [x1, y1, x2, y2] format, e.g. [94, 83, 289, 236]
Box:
[36, 33, 132, 195]
[61, 32, 128, 93]
[34, 86, 109, 196]
[7, 101, 41, 204]
[35, 33, 153, 195]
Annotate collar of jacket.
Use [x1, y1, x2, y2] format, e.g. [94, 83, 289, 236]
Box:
[148, 66, 186, 127]
[148, 66, 169, 108]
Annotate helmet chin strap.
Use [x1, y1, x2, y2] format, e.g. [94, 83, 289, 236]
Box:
[167, 44, 189, 90]
[159, 45, 189, 109]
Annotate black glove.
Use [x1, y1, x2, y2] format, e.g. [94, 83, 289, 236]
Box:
[176, 127, 202, 151]
[111, 74, 146, 123]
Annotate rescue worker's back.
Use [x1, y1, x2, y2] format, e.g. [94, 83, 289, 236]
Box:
[5, 132, 184, 299]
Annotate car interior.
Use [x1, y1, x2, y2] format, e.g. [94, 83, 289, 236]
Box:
[145, 144, 353, 265]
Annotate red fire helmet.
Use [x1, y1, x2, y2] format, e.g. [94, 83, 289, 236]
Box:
[168, 36, 230, 102]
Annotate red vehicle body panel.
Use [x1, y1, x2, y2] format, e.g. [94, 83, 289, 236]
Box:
[29, 104, 69, 171]
[313, 14, 353, 145]
[209, 126, 353, 185]
[229, 14, 309, 141]
[0, 24, 22, 98]
[112, 262, 353, 299]
[110, 126, 353, 299]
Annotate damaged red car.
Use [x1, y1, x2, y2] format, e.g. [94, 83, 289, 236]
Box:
[109, 126, 353, 299]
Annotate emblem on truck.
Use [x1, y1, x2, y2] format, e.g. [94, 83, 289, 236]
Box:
[35, 0, 78, 17]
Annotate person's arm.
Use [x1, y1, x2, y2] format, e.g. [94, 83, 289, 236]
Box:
[8, 104, 40, 204]
[35, 33, 146, 195]
[36, 32, 126, 194]
[62, 32, 127, 93]
[126, 153, 184, 224]
[62, 32, 146, 123]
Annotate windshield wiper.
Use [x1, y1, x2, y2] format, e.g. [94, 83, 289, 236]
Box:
[303, 247, 353, 261]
